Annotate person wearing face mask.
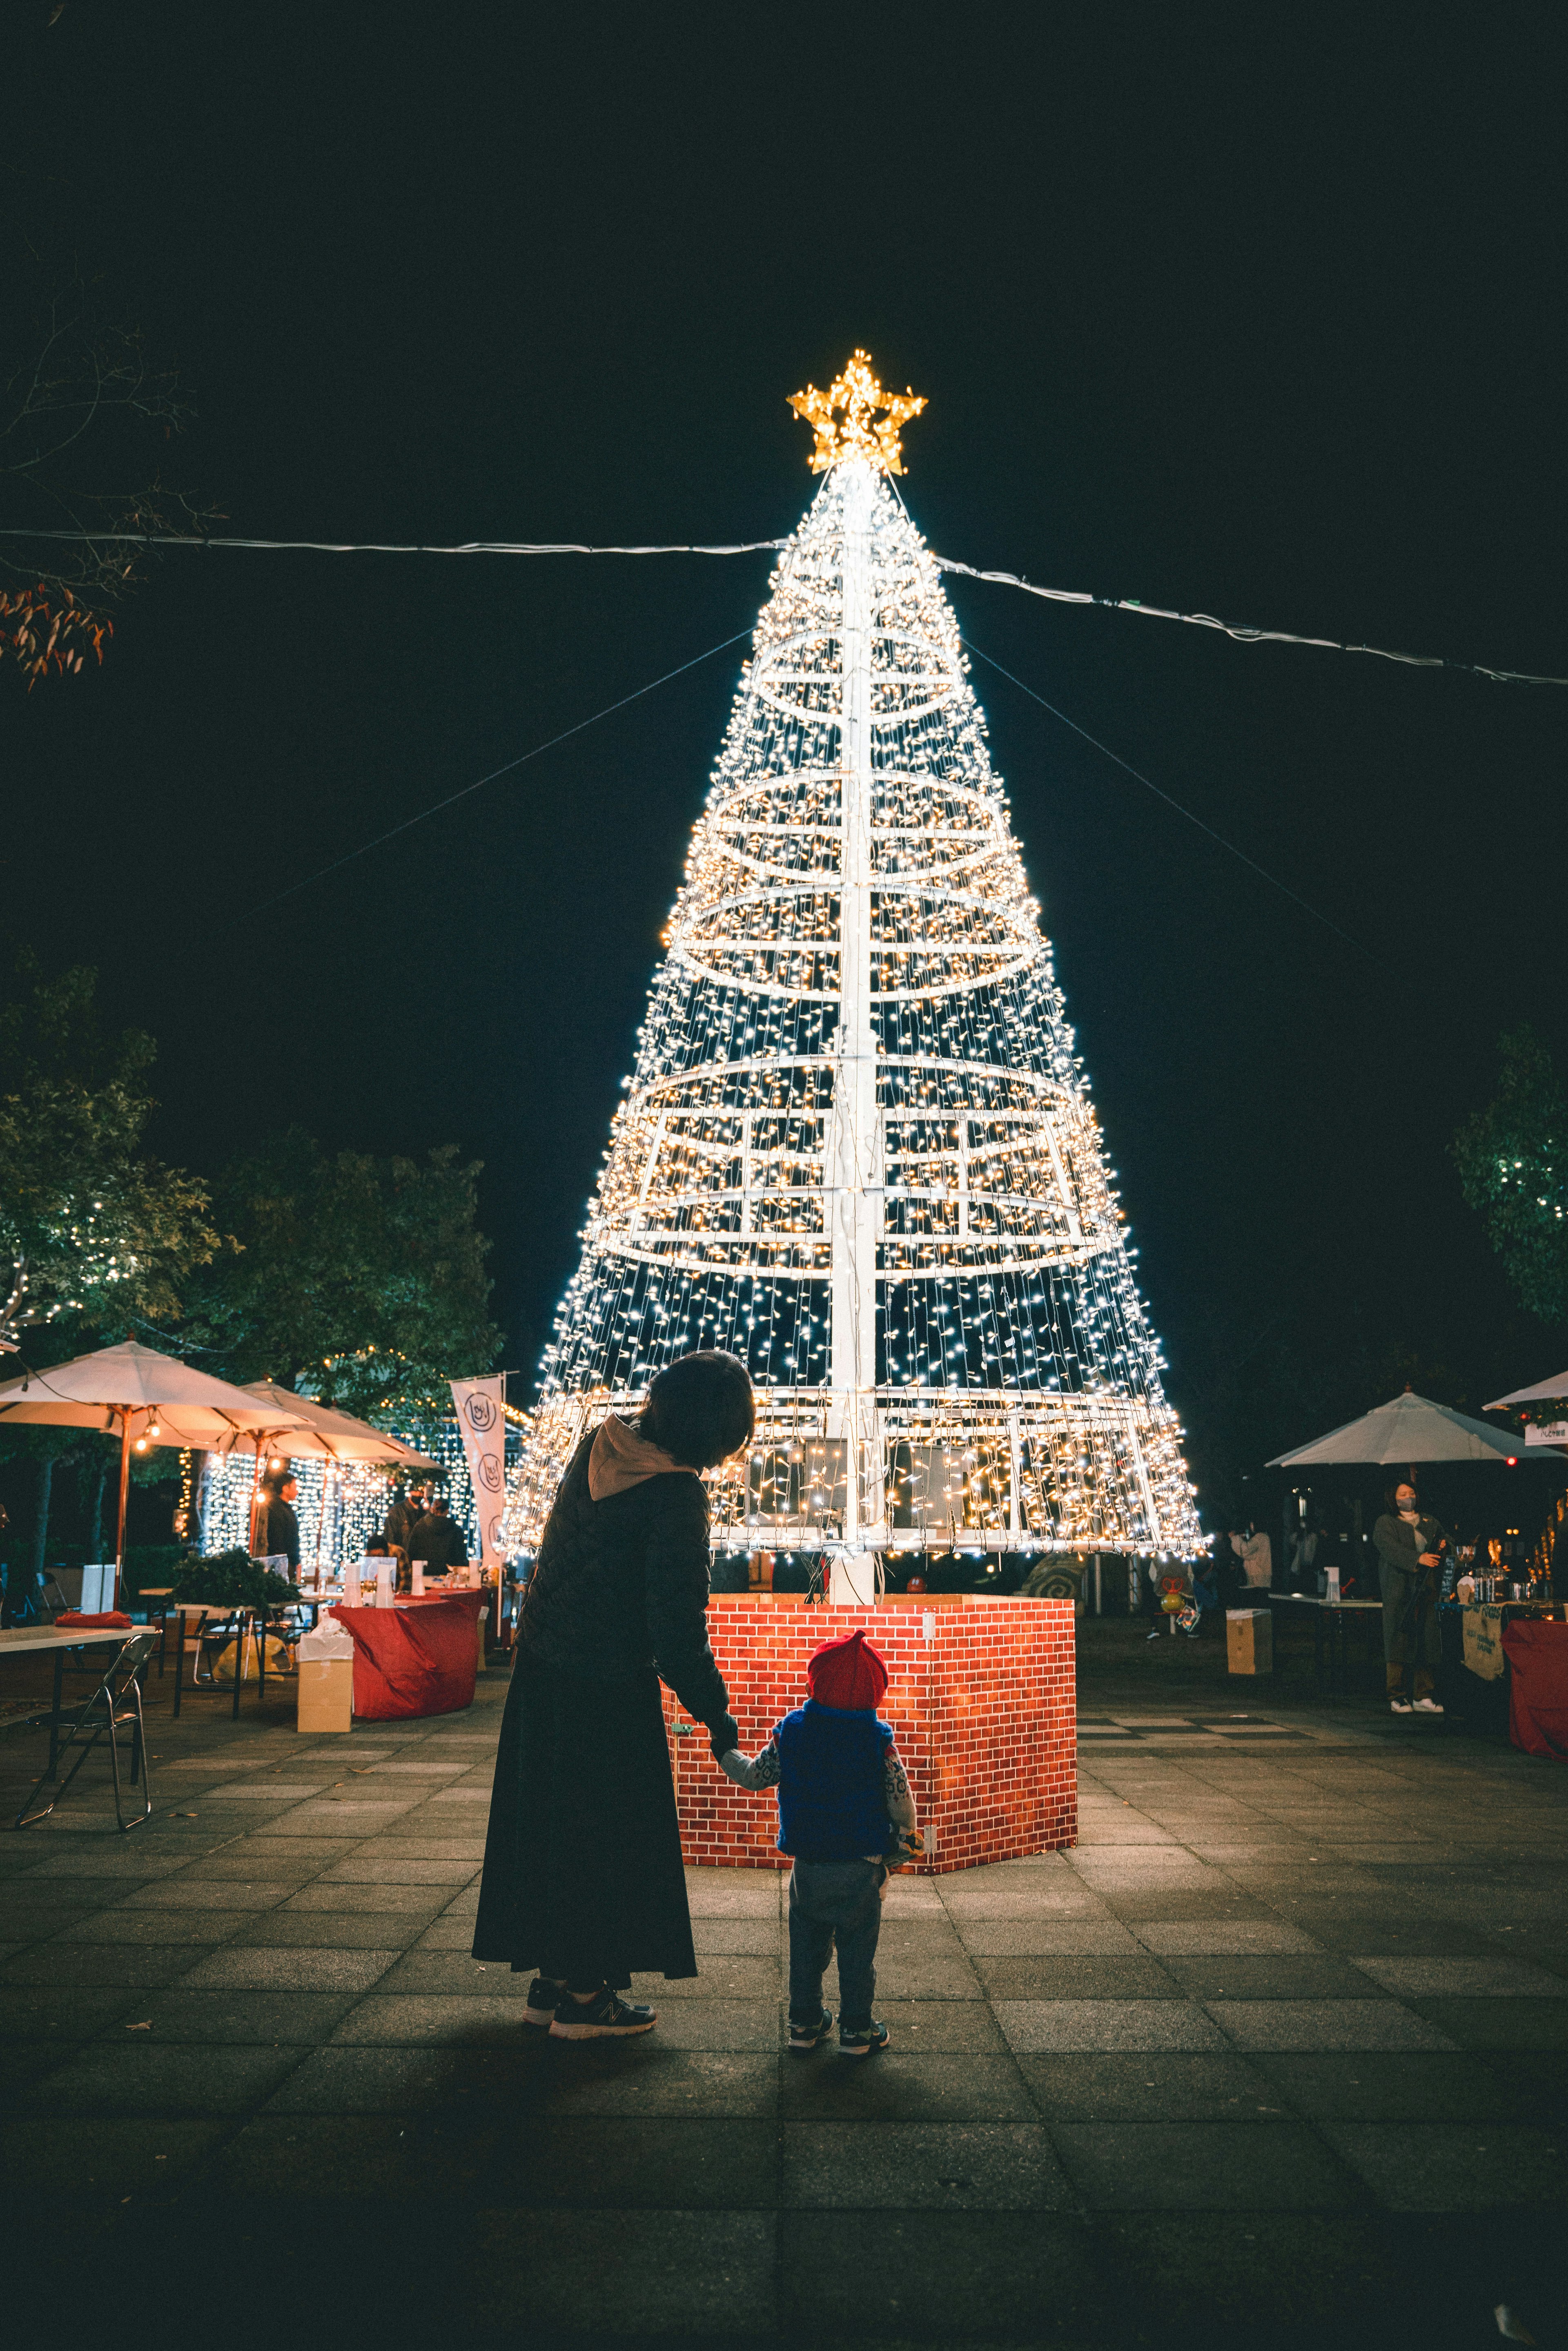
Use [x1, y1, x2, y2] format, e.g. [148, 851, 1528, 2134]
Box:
[1371, 1479, 1446, 1715]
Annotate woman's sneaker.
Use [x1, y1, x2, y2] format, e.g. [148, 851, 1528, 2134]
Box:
[1389, 1697, 1413, 1714]
[1412, 1696, 1445, 1714]
[523, 1977, 565, 2028]
[788, 2007, 833, 2052]
[838, 2017, 890, 2058]
[549, 1988, 658, 2040]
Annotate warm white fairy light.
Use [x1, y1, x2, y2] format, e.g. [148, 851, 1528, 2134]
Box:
[506, 361, 1202, 1558]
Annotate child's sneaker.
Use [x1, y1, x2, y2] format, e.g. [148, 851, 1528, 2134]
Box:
[549, 1988, 658, 2039]
[788, 2007, 833, 2052]
[838, 2017, 890, 2058]
[523, 1977, 565, 2028]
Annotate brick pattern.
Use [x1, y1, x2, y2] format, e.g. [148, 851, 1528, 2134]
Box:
[661, 1594, 1076, 1875]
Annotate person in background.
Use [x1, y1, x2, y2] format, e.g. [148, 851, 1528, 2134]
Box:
[1287, 1522, 1319, 1590]
[1372, 1479, 1446, 1715]
[383, 1482, 427, 1553]
[407, 1493, 469, 1578]
[1236, 1524, 1273, 1592]
[1189, 1547, 1220, 1634]
[256, 1469, 301, 1572]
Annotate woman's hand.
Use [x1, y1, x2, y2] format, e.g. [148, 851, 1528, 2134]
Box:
[1419, 1552, 1441, 1568]
[707, 1714, 740, 1760]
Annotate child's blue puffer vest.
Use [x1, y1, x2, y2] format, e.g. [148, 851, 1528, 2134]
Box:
[774, 1699, 891, 1861]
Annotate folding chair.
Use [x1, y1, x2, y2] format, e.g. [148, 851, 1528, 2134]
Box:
[16, 1629, 158, 1831]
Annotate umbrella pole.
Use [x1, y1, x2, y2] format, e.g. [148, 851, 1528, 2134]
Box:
[112, 1410, 132, 1610]
[248, 1445, 264, 1558]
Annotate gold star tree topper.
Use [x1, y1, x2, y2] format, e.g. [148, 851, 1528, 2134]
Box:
[788, 350, 927, 474]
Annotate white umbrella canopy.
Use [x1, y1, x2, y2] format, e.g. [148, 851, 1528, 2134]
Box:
[1486, 1369, 1568, 1408]
[1267, 1387, 1536, 1468]
[0, 1341, 316, 1595]
[232, 1383, 440, 1471]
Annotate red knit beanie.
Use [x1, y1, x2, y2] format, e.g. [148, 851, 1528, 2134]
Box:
[806, 1627, 888, 1711]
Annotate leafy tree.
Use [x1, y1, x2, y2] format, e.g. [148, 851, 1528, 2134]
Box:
[0, 219, 210, 686]
[176, 1129, 501, 1422]
[0, 952, 220, 1354]
[1453, 1027, 1568, 1324]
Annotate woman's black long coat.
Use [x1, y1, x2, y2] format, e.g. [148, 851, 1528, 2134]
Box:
[472, 1434, 731, 1985]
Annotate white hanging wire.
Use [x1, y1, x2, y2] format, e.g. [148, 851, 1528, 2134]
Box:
[2, 521, 1563, 685]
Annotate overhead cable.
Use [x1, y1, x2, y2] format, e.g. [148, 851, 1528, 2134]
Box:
[2, 521, 1563, 685]
[251, 624, 755, 917]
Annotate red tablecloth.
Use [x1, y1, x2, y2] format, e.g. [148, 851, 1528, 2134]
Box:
[1503, 1618, 1568, 1759]
[328, 1592, 483, 1720]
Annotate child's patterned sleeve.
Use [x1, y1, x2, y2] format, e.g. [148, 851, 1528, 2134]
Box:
[718, 1735, 782, 1792]
[884, 1742, 917, 1833]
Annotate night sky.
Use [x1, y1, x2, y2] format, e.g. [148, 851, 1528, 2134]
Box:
[6, 8, 1565, 1521]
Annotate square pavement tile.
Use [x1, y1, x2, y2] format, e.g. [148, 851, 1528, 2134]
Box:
[0, 1944, 216, 1989]
[470, 2209, 777, 2337]
[180, 1946, 398, 1993]
[683, 1870, 784, 1914]
[593, 1999, 781, 2052]
[261, 2042, 535, 2113]
[967, 1955, 1181, 1999]
[1128, 1918, 1326, 1956]
[779, 2052, 1037, 2122]
[486, 2115, 778, 2208]
[691, 1915, 786, 1954]
[1162, 1955, 1388, 2000]
[114, 1879, 298, 1910]
[1050, 2118, 1357, 2210]
[951, 1918, 1147, 1954]
[330, 1994, 539, 2045]
[226, 1912, 423, 1950]
[1319, 2119, 1568, 2208]
[278, 1883, 450, 1915]
[23, 2040, 304, 2116]
[1205, 1999, 1454, 2051]
[1352, 1956, 1568, 1997]
[777, 2209, 1094, 2339]
[993, 2000, 1227, 2054]
[0, 1987, 147, 2042]
[90, 1989, 359, 2044]
[1017, 2052, 1283, 2121]
[1406, 1997, 1568, 2050]
[525, 2048, 779, 2119]
[215, 2112, 454, 2199]
[783, 2119, 1074, 2209]
[56, 1909, 255, 1945]
[821, 1950, 981, 2000]
[1251, 2052, 1536, 2122]
[628, 1958, 783, 1999]
[0, 2117, 227, 2193]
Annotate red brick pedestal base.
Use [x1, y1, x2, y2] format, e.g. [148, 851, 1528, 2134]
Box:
[661, 1594, 1076, 1875]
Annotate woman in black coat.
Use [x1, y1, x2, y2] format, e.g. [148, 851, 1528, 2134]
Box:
[472, 1350, 753, 2038]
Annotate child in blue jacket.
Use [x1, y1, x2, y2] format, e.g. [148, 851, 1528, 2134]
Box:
[718, 1627, 918, 2056]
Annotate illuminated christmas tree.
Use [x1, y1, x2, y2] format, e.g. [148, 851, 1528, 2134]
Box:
[507, 354, 1201, 1562]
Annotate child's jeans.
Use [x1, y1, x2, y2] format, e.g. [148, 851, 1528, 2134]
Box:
[788, 1858, 887, 2025]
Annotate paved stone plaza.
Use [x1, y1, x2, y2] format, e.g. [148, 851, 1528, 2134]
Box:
[3, 1626, 1566, 2350]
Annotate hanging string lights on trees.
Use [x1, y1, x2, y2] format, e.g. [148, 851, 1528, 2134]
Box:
[504, 354, 1203, 1562]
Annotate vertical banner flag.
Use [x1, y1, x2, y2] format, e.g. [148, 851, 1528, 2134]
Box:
[450, 1377, 507, 1576]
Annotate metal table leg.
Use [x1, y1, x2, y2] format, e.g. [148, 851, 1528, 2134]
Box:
[47, 1651, 64, 1778]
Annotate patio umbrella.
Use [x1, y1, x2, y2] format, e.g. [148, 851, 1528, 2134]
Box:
[0, 1341, 314, 1600]
[213, 1384, 441, 1563]
[1267, 1386, 1537, 1470]
[1482, 1368, 1568, 1449]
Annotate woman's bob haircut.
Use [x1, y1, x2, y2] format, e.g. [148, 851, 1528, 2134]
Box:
[640, 1350, 755, 1471]
[1383, 1480, 1421, 1513]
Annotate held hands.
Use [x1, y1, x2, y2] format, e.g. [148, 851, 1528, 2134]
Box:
[707, 1714, 740, 1761]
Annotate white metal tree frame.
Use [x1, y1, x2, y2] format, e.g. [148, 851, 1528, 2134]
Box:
[505, 355, 1202, 1563]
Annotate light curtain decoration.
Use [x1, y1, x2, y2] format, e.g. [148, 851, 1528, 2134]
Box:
[503, 356, 1203, 1562]
[450, 1377, 508, 1573]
